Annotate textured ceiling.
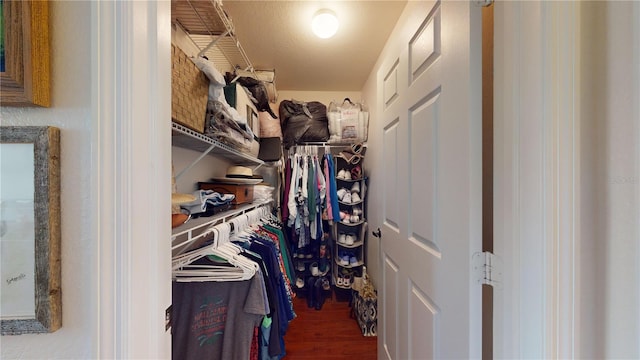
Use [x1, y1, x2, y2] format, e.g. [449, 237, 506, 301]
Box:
[222, 1, 407, 91]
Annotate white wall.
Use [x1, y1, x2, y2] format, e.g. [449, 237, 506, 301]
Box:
[580, 2, 640, 358]
[1, 2, 94, 358]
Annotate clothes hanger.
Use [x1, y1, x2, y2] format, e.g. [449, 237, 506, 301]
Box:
[173, 224, 257, 281]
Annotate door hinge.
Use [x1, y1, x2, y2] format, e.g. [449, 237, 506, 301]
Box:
[472, 251, 502, 288]
[475, 0, 494, 7]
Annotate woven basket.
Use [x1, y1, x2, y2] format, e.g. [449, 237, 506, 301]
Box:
[171, 44, 208, 133]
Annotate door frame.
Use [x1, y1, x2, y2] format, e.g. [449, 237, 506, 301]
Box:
[493, 1, 580, 358]
[91, 1, 172, 358]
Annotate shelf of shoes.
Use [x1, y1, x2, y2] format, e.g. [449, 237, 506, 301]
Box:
[332, 149, 368, 297]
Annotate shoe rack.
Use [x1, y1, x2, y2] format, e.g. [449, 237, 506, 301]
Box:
[332, 150, 367, 295]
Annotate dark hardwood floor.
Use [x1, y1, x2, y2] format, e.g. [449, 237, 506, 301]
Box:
[283, 294, 378, 359]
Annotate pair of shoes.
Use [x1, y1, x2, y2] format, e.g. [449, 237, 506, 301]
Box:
[339, 232, 356, 245]
[336, 273, 352, 287]
[339, 190, 361, 204]
[337, 169, 352, 180]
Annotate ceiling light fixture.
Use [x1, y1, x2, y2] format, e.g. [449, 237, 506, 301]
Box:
[312, 9, 339, 39]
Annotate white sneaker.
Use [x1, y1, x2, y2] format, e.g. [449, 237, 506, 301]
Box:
[350, 214, 360, 223]
[351, 192, 361, 203]
[337, 169, 347, 179]
[338, 233, 346, 244]
[352, 206, 362, 216]
[345, 233, 356, 245]
[342, 192, 352, 204]
[337, 188, 347, 200]
[310, 262, 319, 276]
[343, 170, 352, 180]
[351, 181, 360, 193]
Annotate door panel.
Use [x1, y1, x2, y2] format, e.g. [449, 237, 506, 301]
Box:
[383, 120, 401, 231]
[383, 255, 400, 360]
[409, 89, 440, 256]
[378, 1, 482, 358]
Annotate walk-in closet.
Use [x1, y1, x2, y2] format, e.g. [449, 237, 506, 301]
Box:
[169, 1, 380, 358]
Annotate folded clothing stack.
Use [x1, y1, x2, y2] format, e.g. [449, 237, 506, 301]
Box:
[180, 190, 235, 218]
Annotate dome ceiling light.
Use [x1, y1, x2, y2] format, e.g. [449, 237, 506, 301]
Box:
[312, 9, 339, 39]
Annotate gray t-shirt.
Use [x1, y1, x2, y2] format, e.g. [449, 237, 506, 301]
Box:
[172, 272, 267, 360]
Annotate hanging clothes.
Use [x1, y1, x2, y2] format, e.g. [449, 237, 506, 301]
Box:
[171, 206, 295, 360]
[172, 270, 267, 360]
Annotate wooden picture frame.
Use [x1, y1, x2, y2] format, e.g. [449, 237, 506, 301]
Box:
[1, 126, 61, 335]
[0, 0, 50, 107]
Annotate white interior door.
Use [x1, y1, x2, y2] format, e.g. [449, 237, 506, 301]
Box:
[377, 1, 482, 359]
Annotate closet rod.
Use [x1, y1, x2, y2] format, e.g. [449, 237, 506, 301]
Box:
[172, 201, 271, 256]
[289, 142, 366, 147]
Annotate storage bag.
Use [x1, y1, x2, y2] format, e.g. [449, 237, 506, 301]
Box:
[278, 100, 330, 148]
[327, 98, 369, 143]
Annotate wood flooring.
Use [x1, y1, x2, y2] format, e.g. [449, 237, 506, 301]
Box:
[283, 295, 378, 359]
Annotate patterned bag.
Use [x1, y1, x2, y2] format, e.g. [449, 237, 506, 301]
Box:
[352, 270, 377, 337]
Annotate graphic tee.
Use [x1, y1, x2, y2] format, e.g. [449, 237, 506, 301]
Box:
[172, 273, 267, 360]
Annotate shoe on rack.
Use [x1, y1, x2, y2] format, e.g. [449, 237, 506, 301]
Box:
[342, 192, 352, 204]
[350, 165, 363, 180]
[310, 262, 319, 276]
[338, 232, 346, 244]
[349, 256, 359, 266]
[351, 192, 362, 203]
[350, 214, 360, 223]
[335, 274, 344, 287]
[339, 253, 350, 266]
[337, 188, 347, 200]
[352, 206, 362, 216]
[345, 233, 356, 246]
[343, 273, 352, 287]
[296, 276, 305, 288]
[351, 181, 360, 193]
[343, 170, 352, 180]
[296, 262, 305, 272]
[337, 169, 347, 180]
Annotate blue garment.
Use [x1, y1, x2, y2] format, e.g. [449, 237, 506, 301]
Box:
[326, 154, 341, 220]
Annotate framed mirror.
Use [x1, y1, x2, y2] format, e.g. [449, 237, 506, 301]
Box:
[1, 126, 61, 335]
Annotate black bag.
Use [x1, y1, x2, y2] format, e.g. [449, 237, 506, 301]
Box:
[278, 100, 329, 148]
[235, 77, 278, 119]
